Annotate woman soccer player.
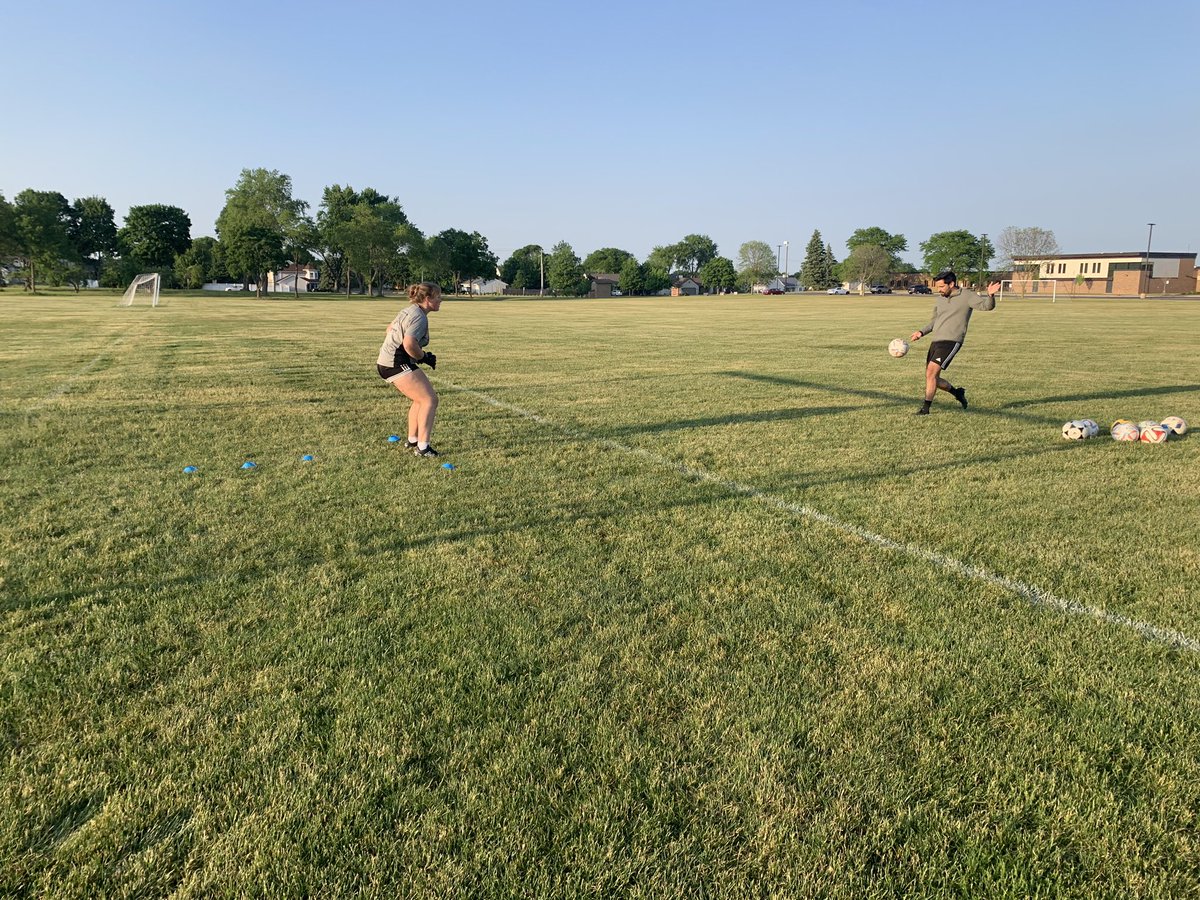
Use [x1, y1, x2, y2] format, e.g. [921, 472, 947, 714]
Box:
[377, 281, 443, 456]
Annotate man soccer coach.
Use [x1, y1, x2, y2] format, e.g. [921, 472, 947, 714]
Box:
[909, 270, 1000, 415]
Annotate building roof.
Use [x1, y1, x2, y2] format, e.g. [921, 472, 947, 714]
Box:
[1013, 251, 1195, 261]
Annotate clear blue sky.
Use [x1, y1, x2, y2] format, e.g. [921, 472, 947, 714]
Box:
[4, 0, 1196, 267]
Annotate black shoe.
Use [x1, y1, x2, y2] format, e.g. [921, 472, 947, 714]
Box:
[414, 445, 440, 457]
[405, 439, 418, 450]
[953, 387, 968, 409]
[914, 407, 930, 416]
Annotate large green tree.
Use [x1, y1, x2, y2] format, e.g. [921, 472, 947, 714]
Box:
[645, 245, 674, 274]
[699, 256, 737, 293]
[69, 196, 118, 283]
[847, 226, 908, 271]
[337, 202, 421, 297]
[118, 204, 192, 270]
[12, 190, 75, 292]
[581, 247, 636, 275]
[545, 241, 587, 295]
[843, 244, 891, 293]
[500, 245, 545, 292]
[799, 229, 838, 290]
[668, 234, 718, 274]
[737, 240, 778, 286]
[920, 230, 995, 285]
[424, 229, 498, 293]
[173, 236, 229, 289]
[618, 257, 646, 296]
[217, 168, 307, 296]
[0, 194, 18, 267]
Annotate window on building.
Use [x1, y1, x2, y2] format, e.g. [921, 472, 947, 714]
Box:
[1080, 263, 1087, 273]
[1058, 263, 1066, 274]
[1045, 264, 1053, 276]
[1093, 262, 1101, 273]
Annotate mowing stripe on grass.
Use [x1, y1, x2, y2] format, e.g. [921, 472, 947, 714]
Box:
[442, 378, 1200, 655]
[24, 333, 129, 417]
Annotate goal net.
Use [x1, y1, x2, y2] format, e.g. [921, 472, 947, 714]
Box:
[120, 273, 162, 307]
[998, 278, 1057, 302]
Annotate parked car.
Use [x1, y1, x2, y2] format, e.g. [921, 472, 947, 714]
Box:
[908, 284, 932, 294]
[827, 286, 849, 295]
[763, 288, 784, 295]
[869, 285, 892, 294]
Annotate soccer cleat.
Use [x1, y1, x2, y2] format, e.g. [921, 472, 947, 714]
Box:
[914, 407, 930, 416]
[414, 445, 440, 457]
[953, 387, 968, 409]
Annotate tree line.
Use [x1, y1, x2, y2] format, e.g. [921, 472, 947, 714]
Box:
[0, 170, 1058, 295]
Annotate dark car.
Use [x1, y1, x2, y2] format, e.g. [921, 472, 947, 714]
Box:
[908, 284, 932, 295]
[763, 288, 784, 295]
[869, 285, 892, 294]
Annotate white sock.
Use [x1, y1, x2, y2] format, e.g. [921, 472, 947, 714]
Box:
[408, 435, 418, 444]
[417, 441, 429, 451]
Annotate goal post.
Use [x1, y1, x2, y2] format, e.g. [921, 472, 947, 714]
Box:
[120, 273, 162, 307]
[998, 278, 1057, 302]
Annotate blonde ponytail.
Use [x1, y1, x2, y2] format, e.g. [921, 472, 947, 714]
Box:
[408, 282, 441, 305]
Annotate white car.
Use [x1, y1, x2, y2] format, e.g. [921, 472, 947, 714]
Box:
[827, 286, 849, 295]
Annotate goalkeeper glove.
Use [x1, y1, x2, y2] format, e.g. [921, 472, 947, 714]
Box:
[420, 352, 437, 370]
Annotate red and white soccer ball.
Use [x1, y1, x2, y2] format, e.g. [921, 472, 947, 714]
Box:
[1110, 422, 1140, 442]
[888, 338, 909, 358]
[1161, 416, 1188, 435]
[1140, 423, 1170, 444]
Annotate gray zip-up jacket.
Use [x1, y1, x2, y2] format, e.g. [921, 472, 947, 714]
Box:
[919, 291, 996, 343]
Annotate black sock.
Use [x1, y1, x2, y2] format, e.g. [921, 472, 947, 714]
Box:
[921, 399, 932, 411]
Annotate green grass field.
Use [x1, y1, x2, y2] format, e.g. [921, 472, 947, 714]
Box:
[2, 290, 1199, 897]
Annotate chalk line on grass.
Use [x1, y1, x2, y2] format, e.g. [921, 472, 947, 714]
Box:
[440, 378, 1200, 655]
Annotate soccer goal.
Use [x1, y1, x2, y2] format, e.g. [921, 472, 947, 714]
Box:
[120, 273, 162, 307]
[998, 278, 1057, 302]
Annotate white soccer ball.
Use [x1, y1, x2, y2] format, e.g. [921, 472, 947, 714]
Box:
[888, 338, 909, 358]
[1161, 416, 1188, 435]
[1081, 419, 1099, 438]
[1062, 420, 1087, 440]
[1110, 422, 1140, 442]
[1140, 423, 1170, 444]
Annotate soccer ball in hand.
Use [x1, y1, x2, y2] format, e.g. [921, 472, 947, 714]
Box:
[1062, 421, 1087, 440]
[888, 338, 909, 358]
[1161, 416, 1188, 435]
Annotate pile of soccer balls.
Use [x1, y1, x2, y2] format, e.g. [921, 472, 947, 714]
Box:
[1061, 417, 1188, 443]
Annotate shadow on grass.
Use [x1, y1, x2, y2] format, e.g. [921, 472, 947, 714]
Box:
[604, 403, 873, 438]
[999, 383, 1200, 409]
[716, 370, 1184, 428]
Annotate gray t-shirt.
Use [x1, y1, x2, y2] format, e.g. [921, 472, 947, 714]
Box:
[921, 291, 995, 343]
[377, 304, 430, 367]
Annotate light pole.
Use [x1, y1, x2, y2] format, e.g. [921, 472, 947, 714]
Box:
[776, 244, 783, 278]
[783, 241, 789, 283]
[1140, 223, 1155, 298]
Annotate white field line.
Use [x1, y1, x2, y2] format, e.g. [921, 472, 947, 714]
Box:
[441, 379, 1200, 655]
[24, 334, 128, 417]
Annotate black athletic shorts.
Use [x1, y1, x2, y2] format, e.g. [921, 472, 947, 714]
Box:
[378, 361, 418, 382]
[926, 340, 962, 370]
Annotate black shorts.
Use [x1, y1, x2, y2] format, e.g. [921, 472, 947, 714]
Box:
[378, 362, 417, 382]
[926, 340, 962, 370]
